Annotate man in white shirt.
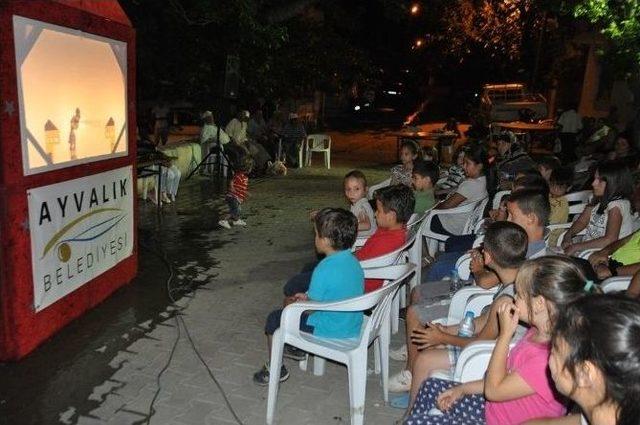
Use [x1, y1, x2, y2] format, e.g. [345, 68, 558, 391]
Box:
[225, 110, 250, 145]
[557, 106, 583, 161]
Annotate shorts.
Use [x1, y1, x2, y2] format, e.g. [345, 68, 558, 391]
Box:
[265, 309, 314, 336]
[413, 280, 453, 325]
[447, 344, 461, 374]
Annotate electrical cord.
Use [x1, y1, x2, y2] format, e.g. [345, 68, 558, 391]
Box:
[139, 235, 244, 425]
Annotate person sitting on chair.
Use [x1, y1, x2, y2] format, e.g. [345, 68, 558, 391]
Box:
[199, 110, 230, 174]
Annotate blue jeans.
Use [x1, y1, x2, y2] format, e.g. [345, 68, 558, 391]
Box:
[226, 195, 241, 220]
[426, 251, 465, 281]
[445, 235, 475, 252]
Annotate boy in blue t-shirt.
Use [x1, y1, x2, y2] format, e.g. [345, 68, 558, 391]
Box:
[253, 208, 365, 385]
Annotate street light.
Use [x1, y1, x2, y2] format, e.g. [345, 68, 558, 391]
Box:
[410, 3, 420, 15]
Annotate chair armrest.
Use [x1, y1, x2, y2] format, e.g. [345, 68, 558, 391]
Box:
[464, 293, 496, 317]
[455, 253, 472, 281]
[601, 276, 632, 293]
[547, 222, 573, 231]
[577, 248, 599, 259]
[453, 340, 497, 382]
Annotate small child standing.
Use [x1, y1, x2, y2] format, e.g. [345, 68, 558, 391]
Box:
[411, 160, 437, 214]
[344, 170, 377, 237]
[218, 157, 253, 229]
[253, 208, 364, 385]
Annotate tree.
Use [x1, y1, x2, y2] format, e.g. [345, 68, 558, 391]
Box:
[121, 0, 395, 106]
[572, 0, 640, 78]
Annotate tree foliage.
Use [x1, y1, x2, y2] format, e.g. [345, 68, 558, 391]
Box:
[121, 0, 393, 105]
[572, 0, 640, 77]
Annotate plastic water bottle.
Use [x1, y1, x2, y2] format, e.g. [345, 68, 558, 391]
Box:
[458, 311, 475, 338]
[449, 269, 460, 295]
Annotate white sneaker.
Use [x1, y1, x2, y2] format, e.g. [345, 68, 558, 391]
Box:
[233, 219, 247, 226]
[389, 344, 408, 362]
[161, 192, 171, 204]
[389, 369, 412, 393]
[218, 220, 231, 229]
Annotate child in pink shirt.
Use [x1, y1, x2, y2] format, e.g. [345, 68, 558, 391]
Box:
[404, 256, 593, 425]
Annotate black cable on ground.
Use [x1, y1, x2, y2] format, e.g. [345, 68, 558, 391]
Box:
[138, 235, 244, 425]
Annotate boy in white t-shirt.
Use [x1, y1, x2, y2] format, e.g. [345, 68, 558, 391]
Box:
[344, 170, 376, 237]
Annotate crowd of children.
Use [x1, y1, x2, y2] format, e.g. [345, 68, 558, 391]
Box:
[219, 123, 640, 425]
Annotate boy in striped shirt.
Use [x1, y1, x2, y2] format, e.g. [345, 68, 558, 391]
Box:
[218, 157, 253, 229]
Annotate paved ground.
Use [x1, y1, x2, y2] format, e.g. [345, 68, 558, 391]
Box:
[78, 165, 408, 425]
[3, 126, 455, 425]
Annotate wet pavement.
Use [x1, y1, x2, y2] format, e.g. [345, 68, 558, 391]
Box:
[1, 147, 425, 424]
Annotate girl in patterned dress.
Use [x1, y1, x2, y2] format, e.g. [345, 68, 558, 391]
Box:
[391, 140, 420, 186]
[404, 257, 593, 425]
[562, 161, 634, 256]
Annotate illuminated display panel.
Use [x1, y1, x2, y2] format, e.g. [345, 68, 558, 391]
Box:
[13, 16, 128, 175]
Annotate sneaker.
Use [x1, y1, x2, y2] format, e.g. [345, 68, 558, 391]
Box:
[253, 363, 289, 386]
[233, 219, 247, 226]
[218, 219, 231, 229]
[283, 345, 306, 361]
[389, 344, 408, 362]
[389, 369, 412, 393]
[161, 192, 171, 204]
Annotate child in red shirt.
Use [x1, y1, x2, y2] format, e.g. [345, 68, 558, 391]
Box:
[219, 157, 253, 229]
[355, 184, 415, 292]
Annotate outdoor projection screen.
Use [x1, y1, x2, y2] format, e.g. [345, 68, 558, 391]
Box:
[13, 16, 128, 175]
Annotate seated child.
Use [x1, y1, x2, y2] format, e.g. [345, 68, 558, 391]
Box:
[404, 256, 593, 424]
[562, 161, 634, 255]
[391, 140, 420, 186]
[547, 167, 572, 246]
[537, 155, 561, 183]
[549, 294, 640, 425]
[282, 185, 414, 303]
[548, 167, 571, 224]
[436, 147, 466, 194]
[344, 170, 376, 237]
[253, 208, 364, 385]
[389, 221, 528, 394]
[355, 184, 415, 292]
[411, 160, 437, 214]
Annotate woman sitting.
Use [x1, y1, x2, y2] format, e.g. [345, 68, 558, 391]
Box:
[429, 144, 488, 236]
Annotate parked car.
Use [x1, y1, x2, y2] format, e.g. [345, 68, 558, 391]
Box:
[480, 83, 547, 122]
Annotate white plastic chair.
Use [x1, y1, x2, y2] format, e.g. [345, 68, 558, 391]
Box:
[455, 253, 472, 281]
[423, 197, 488, 256]
[444, 285, 498, 325]
[266, 263, 416, 425]
[360, 219, 424, 334]
[297, 138, 305, 168]
[431, 340, 500, 383]
[492, 190, 511, 210]
[565, 190, 592, 204]
[305, 134, 332, 169]
[601, 276, 632, 293]
[368, 178, 391, 199]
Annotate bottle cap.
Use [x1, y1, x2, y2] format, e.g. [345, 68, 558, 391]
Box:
[465, 311, 475, 318]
